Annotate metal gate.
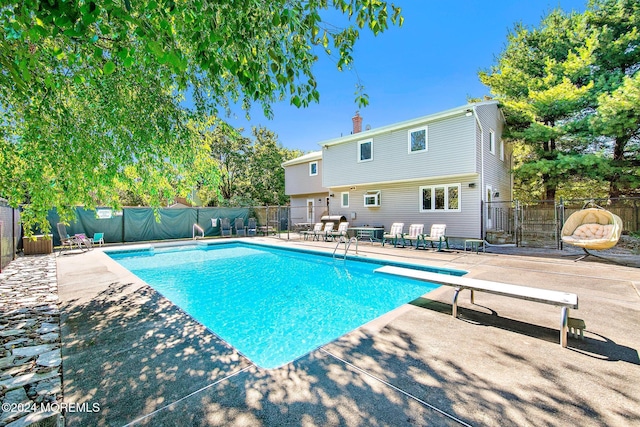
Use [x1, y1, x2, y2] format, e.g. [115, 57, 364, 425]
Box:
[486, 197, 639, 248]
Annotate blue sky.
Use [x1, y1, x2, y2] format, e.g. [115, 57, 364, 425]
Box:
[225, 1, 587, 153]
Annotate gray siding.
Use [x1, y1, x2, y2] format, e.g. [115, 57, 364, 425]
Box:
[323, 114, 477, 187]
[475, 104, 512, 202]
[284, 160, 327, 196]
[328, 177, 481, 238]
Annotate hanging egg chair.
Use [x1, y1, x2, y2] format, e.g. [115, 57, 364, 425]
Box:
[561, 202, 623, 261]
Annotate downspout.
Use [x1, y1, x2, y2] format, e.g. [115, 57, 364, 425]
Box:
[473, 106, 485, 239]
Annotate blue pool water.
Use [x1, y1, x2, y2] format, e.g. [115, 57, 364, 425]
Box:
[107, 242, 465, 369]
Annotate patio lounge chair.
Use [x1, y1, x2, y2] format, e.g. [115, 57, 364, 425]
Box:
[220, 218, 232, 237]
[382, 223, 404, 247]
[417, 224, 449, 251]
[91, 232, 104, 247]
[301, 223, 322, 240]
[318, 222, 334, 241]
[56, 223, 91, 253]
[401, 224, 424, 248]
[328, 222, 350, 242]
[74, 233, 93, 250]
[56, 223, 78, 252]
[235, 218, 246, 236]
[247, 218, 257, 236]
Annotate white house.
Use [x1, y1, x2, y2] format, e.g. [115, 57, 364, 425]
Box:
[283, 100, 511, 240]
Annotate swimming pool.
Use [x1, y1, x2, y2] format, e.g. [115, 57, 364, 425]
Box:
[107, 242, 465, 369]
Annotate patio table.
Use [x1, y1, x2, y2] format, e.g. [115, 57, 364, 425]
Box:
[348, 227, 384, 244]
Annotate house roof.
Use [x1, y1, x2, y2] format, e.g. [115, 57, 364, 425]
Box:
[320, 100, 500, 148]
[281, 150, 323, 167]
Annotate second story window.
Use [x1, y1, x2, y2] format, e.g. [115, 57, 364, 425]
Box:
[408, 127, 428, 153]
[358, 139, 373, 162]
[309, 161, 318, 176]
[489, 130, 496, 155]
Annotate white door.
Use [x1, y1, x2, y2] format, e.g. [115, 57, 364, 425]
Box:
[485, 186, 493, 230]
[306, 199, 314, 223]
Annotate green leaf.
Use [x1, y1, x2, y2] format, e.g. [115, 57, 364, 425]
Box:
[0, 0, 404, 232]
[103, 61, 116, 75]
[148, 41, 164, 57]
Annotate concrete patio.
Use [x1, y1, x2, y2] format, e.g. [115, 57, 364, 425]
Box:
[51, 237, 640, 426]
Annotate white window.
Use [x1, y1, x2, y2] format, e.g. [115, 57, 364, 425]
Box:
[309, 161, 318, 176]
[363, 190, 381, 207]
[499, 139, 504, 161]
[341, 192, 349, 208]
[420, 184, 461, 212]
[358, 139, 373, 162]
[408, 126, 428, 153]
[489, 130, 496, 155]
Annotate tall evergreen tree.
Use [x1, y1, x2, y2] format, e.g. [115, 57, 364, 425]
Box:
[481, 0, 640, 200]
[586, 0, 640, 196]
[480, 10, 593, 201]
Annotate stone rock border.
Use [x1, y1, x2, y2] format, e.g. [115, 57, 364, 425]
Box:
[0, 255, 62, 427]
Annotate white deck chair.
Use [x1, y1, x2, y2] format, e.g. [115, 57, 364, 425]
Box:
[402, 224, 424, 248]
[418, 224, 449, 251]
[382, 223, 404, 247]
[329, 222, 350, 242]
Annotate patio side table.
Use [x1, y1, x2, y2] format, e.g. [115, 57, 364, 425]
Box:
[464, 239, 485, 254]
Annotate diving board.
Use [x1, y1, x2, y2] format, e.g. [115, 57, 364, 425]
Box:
[374, 266, 579, 348]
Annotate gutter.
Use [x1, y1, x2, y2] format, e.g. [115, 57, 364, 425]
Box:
[473, 105, 485, 239]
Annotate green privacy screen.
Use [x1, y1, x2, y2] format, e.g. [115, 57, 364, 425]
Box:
[124, 208, 197, 242]
[48, 207, 250, 246]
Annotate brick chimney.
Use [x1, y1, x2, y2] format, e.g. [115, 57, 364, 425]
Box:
[352, 111, 363, 134]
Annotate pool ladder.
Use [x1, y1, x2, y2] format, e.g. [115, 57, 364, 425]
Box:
[333, 236, 358, 260]
[192, 223, 204, 240]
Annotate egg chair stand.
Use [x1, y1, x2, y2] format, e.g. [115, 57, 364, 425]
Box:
[560, 202, 623, 263]
[572, 247, 600, 262]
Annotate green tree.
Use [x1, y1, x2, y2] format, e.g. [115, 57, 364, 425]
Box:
[585, 0, 640, 196]
[0, 1, 402, 233]
[480, 9, 594, 201]
[203, 124, 302, 207]
[591, 73, 640, 196]
[481, 0, 640, 200]
[205, 124, 252, 205]
[247, 126, 303, 206]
